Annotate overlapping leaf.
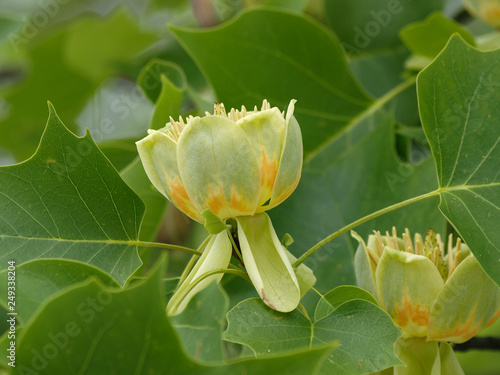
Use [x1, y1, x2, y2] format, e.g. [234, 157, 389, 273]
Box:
[224, 288, 402, 374]
[418, 36, 500, 286]
[0, 104, 144, 285]
[14, 258, 334, 375]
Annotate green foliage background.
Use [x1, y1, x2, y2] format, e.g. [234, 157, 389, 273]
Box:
[0, 0, 499, 374]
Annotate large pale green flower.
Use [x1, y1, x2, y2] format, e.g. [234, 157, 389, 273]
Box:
[354, 228, 500, 374]
[463, 0, 500, 27]
[136, 99, 302, 222]
[137, 100, 312, 314]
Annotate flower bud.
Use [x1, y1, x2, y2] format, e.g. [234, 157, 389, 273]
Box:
[353, 228, 500, 342]
[136, 99, 302, 223]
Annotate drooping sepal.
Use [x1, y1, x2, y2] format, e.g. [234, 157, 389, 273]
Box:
[236, 213, 300, 312]
[167, 232, 232, 315]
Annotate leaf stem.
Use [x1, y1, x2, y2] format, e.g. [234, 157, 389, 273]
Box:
[130, 240, 202, 256]
[292, 189, 441, 267]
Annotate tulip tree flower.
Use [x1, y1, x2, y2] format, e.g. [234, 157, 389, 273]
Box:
[136, 99, 314, 315]
[353, 228, 500, 375]
[463, 0, 500, 27]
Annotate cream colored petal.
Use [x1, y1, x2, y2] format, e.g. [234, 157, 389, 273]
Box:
[167, 232, 232, 315]
[285, 249, 316, 298]
[376, 247, 444, 338]
[352, 232, 379, 303]
[264, 100, 303, 211]
[428, 256, 500, 343]
[136, 129, 203, 222]
[393, 338, 441, 375]
[177, 115, 261, 220]
[237, 107, 285, 207]
[237, 213, 300, 312]
[439, 343, 465, 375]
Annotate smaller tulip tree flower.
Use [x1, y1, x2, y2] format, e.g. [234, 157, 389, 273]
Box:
[462, 0, 500, 27]
[137, 100, 314, 315]
[353, 228, 500, 374]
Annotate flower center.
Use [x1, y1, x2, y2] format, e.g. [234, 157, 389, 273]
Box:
[370, 227, 470, 281]
[206, 99, 277, 122]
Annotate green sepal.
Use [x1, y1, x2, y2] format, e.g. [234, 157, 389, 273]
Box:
[201, 208, 228, 234]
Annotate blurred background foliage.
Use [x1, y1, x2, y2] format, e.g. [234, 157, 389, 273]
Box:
[0, 0, 499, 373]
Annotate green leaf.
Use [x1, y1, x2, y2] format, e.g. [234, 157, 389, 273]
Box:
[224, 297, 402, 374]
[171, 8, 373, 155]
[0, 30, 94, 161]
[63, 10, 157, 82]
[325, 0, 445, 52]
[417, 35, 500, 286]
[171, 282, 229, 363]
[0, 259, 118, 325]
[400, 12, 476, 58]
[121, 157, 168, 242]
[314, 299, 402, 374]
[314, 285, 378, 321]
[0, 104, 144, 285]
[14, 259, 333, 374]
[224, 298, 312, 355]
[138, 58, 187, 104]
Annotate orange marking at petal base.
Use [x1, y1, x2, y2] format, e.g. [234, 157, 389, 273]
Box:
[485, 309, 500, 328]
[272, 172, 301, 208]
[206, 185, 225, 216]
[393, 292, 430, 330]
[260, 150, 278, 192]
[431, 309, 482, 342]
[167, 177, 201, 221]
[229, 185, 254, 214]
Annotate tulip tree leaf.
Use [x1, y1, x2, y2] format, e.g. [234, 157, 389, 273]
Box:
[418, 35, 500, 286]
[224, 296, 402, 374]
[120, 157, 167, 243]
[171, 8, 373, 155]
[171, 282, 229, 363]
[314, 285, 379, 321]
[0, 30, 93, 162]
[400, 12, 476, 59]
[0, 259, 119, 325]
[0, 104, 144, 285]
[14, 259, 334, 375]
